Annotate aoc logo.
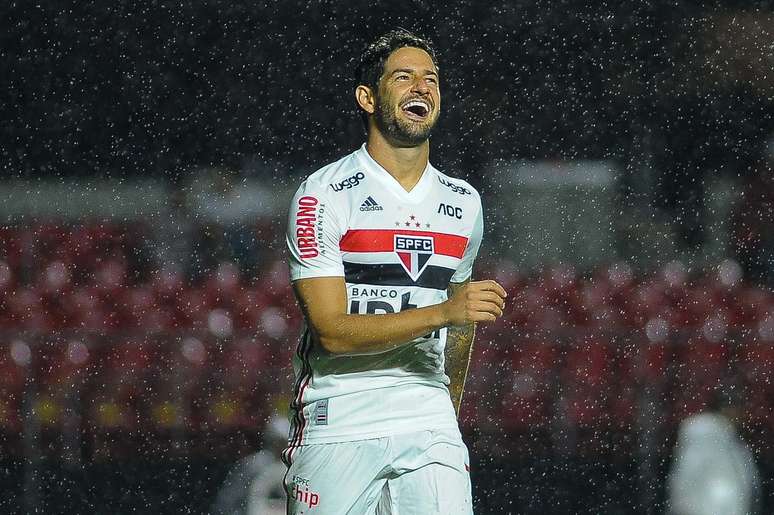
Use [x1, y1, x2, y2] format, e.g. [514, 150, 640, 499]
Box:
[295, 196, 318, 259]
[330, 171, 365, 192]
[395, 234, 434, 281]
[438, 177, 472, 195]
[438, 203, 463, 219]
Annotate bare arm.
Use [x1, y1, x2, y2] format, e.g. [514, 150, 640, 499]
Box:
[293, 276, 506, 355]
[445, 280, 476, 416]
[293, 276, 447, 354]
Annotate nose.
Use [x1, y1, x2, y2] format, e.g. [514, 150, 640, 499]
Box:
[411, 78, 430, 94]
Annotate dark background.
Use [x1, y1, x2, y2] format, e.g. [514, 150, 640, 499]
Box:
[4, 1, 774, 252]
[4, 2, 772, 174]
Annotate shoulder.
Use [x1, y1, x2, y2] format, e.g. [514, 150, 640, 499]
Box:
[431, 166, 482, 207]
[295, 150, 364, 196]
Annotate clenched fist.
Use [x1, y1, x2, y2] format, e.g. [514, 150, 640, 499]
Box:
[441, 280, 507, 326]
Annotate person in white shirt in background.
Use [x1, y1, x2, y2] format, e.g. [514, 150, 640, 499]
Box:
[667, 387, 761, 515]
[212, 415, 290, 515]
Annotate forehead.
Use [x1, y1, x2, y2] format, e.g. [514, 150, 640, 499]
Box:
[383, 46, 437, 75]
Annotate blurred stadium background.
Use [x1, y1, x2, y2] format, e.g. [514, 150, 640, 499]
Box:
[2, 1, 774, 513]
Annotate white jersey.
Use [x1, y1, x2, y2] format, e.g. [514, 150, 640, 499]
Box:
[284, 144, 483, 449]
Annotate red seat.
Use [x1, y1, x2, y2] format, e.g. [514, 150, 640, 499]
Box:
[732, 287, 774, 327]
[562, 337, 613, 428]
[499, 340, 558, 430]
[151, 265, 185, 298]
[738, 340, 774, 425]
[0, 259, 14, 293]
[117, 285, 175, 331]
[0, 340, 33, 435]
[674, 335, 729, 385]
[134, 336, 212, 435]
[233, 286, 272, 330]
[92, 258, 128, 291]
[204, 261, 243, 303]
[622, 282, 670, 328]
[673, 284, 718, 328]
[463, 326, 511, 427]
[32, 223, 70, 262]
[618, 338, 671, 386]
[175, 288, 210, 329]
[573, 279, 612, 325]
[23, 338, 93, 442]
[6, 287, 55, 331]
[667, 333, 731, 422]
[83, 341, 142, 431]
[36, 259, 74, 299]
[563, 336, 611, 387]
[199, 337, 274, 430]
[0, 227, 23, 270]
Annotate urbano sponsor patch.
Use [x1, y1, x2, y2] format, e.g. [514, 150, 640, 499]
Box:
[295, 195, 319, 259]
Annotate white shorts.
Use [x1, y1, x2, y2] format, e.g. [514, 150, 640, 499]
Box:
[283, 428, 473, 514]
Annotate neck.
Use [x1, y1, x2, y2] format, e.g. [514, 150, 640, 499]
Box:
[365, 128, 429, 192]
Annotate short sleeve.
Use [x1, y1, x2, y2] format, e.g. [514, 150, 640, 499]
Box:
[450, 201, 483, 283]
[286, 180, 346, 281]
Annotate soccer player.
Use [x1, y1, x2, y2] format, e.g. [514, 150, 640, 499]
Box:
[284, 29, 507, 514]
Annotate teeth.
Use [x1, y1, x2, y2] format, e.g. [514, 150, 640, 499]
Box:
[403, 100, 429, 111]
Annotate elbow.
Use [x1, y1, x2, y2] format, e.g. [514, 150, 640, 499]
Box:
[317, 333, 349, 354]
[309, 323, 352, 354]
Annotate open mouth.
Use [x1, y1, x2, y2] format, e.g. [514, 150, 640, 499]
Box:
[401, 99, 431, 120]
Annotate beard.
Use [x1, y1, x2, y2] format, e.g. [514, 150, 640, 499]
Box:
[373, 94, 437, 147]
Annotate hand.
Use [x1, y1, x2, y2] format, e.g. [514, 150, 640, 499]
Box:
[442, 280, 507, 326]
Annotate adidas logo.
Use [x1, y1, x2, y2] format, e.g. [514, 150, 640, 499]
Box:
[359, 196, 384, 212]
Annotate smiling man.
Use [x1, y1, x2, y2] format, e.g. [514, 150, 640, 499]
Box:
[284, 29, 507, 514]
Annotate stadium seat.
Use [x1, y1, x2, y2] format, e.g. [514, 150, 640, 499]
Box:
[499, 339, 559, 431]
[0, 227, 23, 270]
[6, 287, 55, 332]
[175, 288, 211, 329]
[668, 333, 731, 423]
[1, 221, 772, 461]
[732, 286, 772, 327]
[199, 336, 274, 430]
[0, 340, 31, 439]
[562, 336, 614, 428]
[737, 339, 774, 426]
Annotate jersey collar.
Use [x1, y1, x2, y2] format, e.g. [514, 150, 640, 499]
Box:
[355, 143, 434, 203]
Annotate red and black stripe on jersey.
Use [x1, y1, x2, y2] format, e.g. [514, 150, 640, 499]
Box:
[343, 262, 455, 290]
[340, 229, 468, 291]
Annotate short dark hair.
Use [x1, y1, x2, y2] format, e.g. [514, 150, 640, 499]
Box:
[355, 29, 438, 126]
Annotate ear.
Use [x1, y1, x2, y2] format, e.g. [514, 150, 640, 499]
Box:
[355, 85, 376, 115]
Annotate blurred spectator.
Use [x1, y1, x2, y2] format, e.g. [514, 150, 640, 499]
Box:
[666, 388, 760, 515]
[184, 168, 271, 279]
[153, 187, 198, 278]
[211, 414, 289, 515]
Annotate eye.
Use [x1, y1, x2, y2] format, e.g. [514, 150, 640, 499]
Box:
[395, 74, 410, 81]
[425, 77, 438, 85]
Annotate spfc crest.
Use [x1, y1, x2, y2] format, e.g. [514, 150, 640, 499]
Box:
[394, 234, 434, 281]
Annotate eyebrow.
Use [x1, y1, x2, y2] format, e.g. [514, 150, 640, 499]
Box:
[390, 68, 439, 77]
